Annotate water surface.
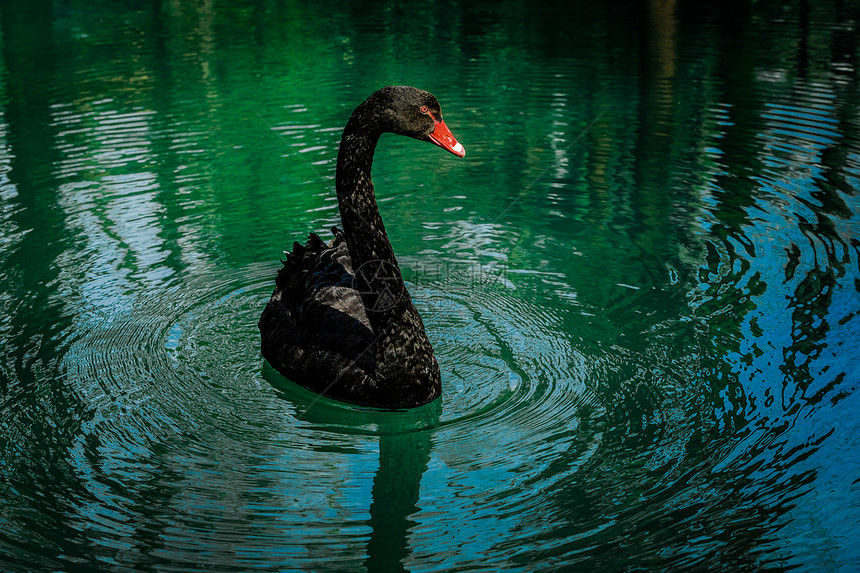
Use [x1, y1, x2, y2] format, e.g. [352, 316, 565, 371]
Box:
[1, 0, 859, 571]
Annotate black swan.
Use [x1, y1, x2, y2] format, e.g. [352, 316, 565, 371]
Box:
[259, 86, 465, 409]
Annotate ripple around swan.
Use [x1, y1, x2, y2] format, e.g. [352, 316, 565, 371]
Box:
[36, 255, 612, 564]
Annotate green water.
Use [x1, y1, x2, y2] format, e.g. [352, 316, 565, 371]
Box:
[1, 0, 859, 571]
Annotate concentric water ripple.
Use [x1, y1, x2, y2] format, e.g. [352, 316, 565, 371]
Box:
[2, 259, 601, 571]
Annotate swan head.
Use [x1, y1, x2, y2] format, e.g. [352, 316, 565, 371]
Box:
[362, 85, 466, 158]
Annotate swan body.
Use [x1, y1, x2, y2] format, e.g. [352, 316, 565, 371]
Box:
[259, 86, 465, 408]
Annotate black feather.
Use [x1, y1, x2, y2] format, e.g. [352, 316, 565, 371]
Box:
[259, 86, 460, 408]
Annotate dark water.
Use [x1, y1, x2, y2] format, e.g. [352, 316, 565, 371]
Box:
[1, 0, 859, 570]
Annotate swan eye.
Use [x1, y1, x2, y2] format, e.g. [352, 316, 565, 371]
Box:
[420, 105, 430, 114]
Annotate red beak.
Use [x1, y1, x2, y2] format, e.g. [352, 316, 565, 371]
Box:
[428, 118, 466, 158]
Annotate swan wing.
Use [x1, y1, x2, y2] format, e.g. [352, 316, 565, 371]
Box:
[259, 227, 376, 390]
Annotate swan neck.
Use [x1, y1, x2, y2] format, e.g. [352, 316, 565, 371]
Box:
[329, 96, 440, 403]
[335, 117, 433, 384]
